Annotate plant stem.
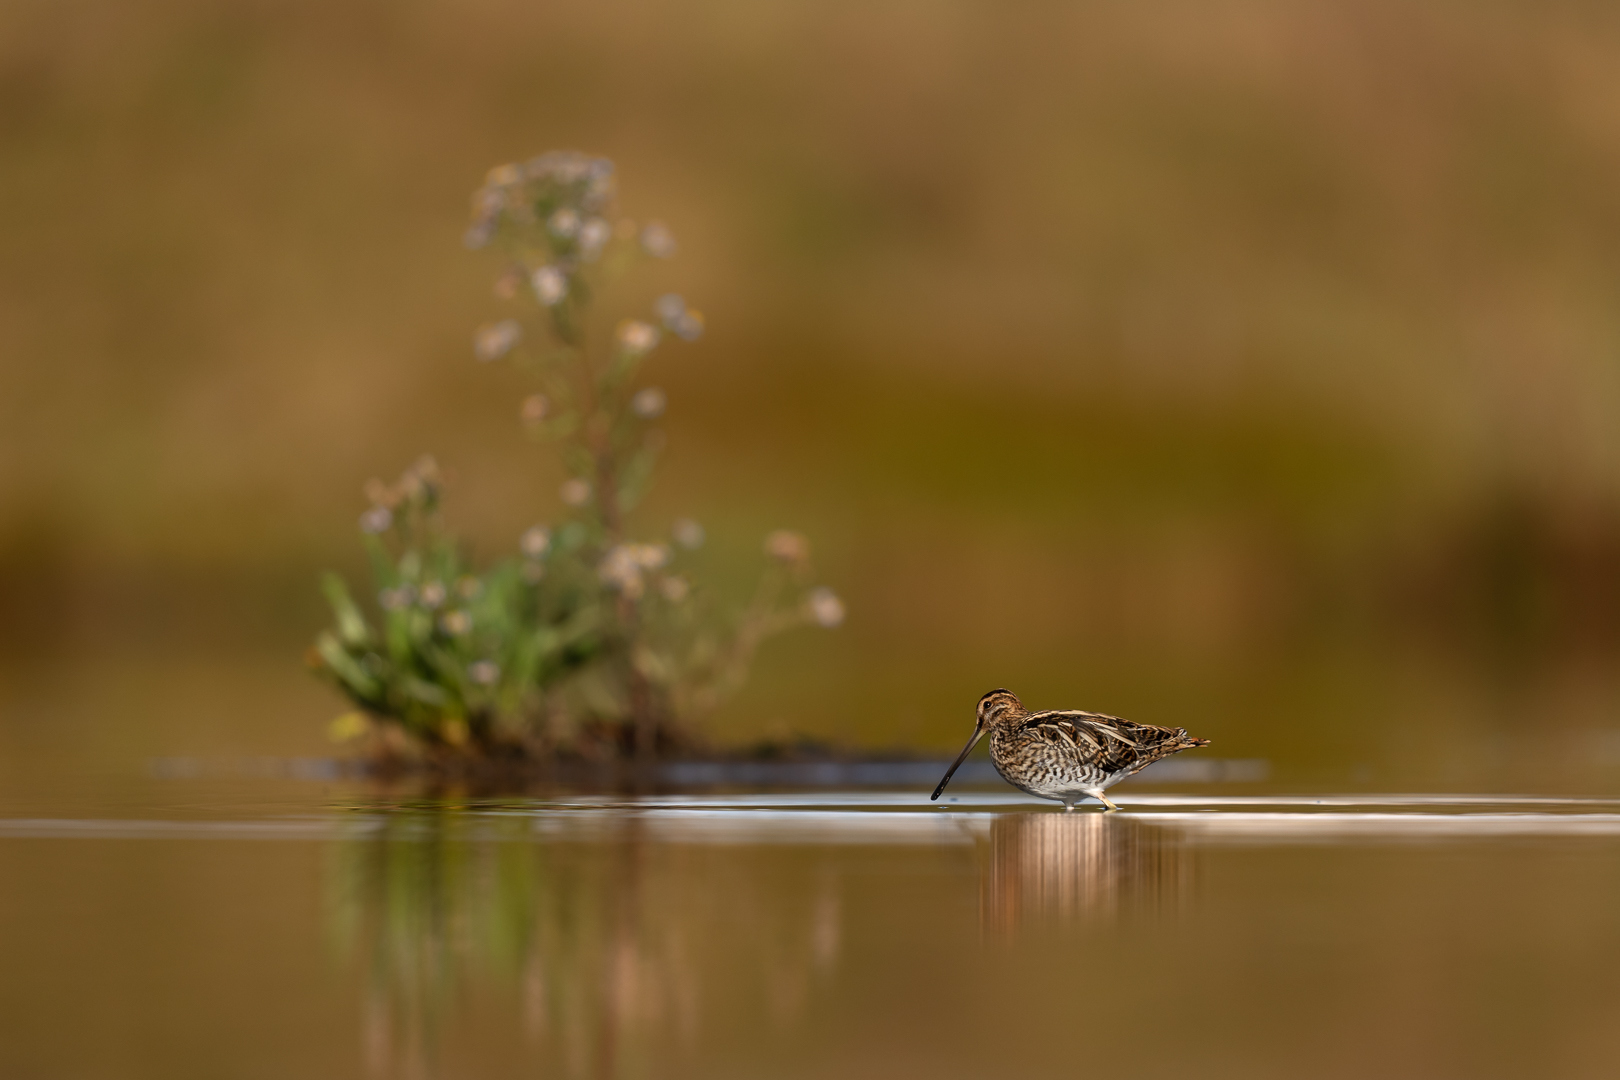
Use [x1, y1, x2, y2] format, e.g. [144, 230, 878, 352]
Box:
[569, 306, 654, 756]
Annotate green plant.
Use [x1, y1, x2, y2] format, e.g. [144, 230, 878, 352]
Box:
[311, 152, 843, 761]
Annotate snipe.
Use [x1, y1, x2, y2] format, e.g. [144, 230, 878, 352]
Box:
[930, 689, 1211, 810]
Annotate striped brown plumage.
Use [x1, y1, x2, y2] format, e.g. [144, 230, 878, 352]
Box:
[931, 689, 1211, 810]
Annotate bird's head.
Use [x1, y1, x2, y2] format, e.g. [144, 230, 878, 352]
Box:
[975, 688, 1024, 728]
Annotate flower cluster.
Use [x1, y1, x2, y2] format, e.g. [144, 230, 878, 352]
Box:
[464, 152, 616, 252]
[598, 542, 671, 600]
[654, 294, 704, 341]
[462, 151, 637, 343]
[359, 456, 443, 533]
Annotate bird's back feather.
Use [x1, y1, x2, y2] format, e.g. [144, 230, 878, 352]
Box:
[1017, 710, 1204, 777]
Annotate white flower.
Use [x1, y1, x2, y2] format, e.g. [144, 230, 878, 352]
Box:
[655, 293, 687, 324]
[486, 163, 522, 186]
[617, 319, 660, 354]
[560, 478, 592, 506]
[469, 660, 500, 686]
[464, 183, 506, 248]
[670, 309, 704, 341]
[396, 456, 438, 502]
[473, 319, 522, 362]
[410, 454, 441, 480]
[531, 266, 567, 306]
[598, 545, 645, 598]
[551, 155, 587, 183]
[631, 387, 666, 418]
[378, 586, 408, 611]
[660, 575, 690, 602]
[359, 508, 393, 537]
[440, 610, 472, 635]
[548, 208, 581, 237]
[579, 217, 611, 259]
[520, 525, 551, 558]
[359, 505, 393, 534]
[765, 530, 810, 564]
[520, 394, 550, 424]
[419, 581, 447, 609]
[524, 153, 559, 178]
[494, 269, 522, 298]
[672, 518, 705, 549]
[807, 587, 845, 628]
[362, 478, 392, 507]
[640, 221, 676, 258]
[583, 160, 615, 209]
[653, 293, 703, 340]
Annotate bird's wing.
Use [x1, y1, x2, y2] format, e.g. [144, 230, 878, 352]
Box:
[1020, 711, 1193, 772]
[1019, 710, 1134, 769]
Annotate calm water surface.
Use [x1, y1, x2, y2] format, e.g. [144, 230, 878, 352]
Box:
[1, 783, 1618, 1079]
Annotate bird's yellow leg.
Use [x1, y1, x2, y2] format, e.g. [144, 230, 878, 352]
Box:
[1095, 793, 1120, 811]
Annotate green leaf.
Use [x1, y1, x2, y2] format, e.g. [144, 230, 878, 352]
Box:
[314, 631, 381, 699]
[321, 574, 372, 647]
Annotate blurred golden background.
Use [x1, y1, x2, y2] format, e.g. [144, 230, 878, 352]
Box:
[5, 0, 1620, 785]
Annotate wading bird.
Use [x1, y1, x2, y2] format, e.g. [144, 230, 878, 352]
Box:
[930, 689, 1211, 810]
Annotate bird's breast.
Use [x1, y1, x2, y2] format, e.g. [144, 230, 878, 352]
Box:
[988, 726, 1108, 793]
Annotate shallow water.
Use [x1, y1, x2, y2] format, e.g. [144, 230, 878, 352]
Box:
[2, 782, 1619, 1079]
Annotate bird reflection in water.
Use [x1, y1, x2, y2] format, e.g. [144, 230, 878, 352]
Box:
[328, 808, 843, 1080]
[981, 811, 1191, 930]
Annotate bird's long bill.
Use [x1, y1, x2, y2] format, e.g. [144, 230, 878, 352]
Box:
[930, 723, 986, 801]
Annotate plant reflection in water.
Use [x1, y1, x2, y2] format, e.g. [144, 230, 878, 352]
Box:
[980, 812, 1192, 930]
[327, 808, 843, 1079]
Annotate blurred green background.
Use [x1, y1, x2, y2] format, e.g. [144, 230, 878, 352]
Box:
[5, 0, 1620, 787]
